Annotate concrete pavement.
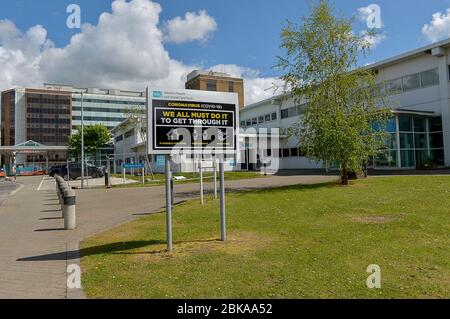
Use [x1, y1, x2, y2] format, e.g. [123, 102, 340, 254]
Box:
[0, 174, 337, 299]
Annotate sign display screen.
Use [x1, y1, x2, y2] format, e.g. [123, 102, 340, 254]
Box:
[147, 88, 239, 155]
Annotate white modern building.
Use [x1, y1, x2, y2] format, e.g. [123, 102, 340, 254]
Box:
[43, 84, 147, 133]
[112, 117, 243, 174]
[240, 39, 450, 170]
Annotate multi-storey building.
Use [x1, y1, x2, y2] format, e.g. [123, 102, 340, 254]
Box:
[240, 39, 450, 170]
[0, 87, 72, 171]
[185, 70, 245, 108]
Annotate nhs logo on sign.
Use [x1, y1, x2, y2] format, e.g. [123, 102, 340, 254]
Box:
[153, 91, 163, 98]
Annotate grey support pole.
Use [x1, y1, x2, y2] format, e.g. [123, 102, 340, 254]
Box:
[199, 160, 204, 205]
[81, 92, 85, 189]
[213, 157, 217, 199]
[165, 155, 173, 252]
[219, 158, 226, 241]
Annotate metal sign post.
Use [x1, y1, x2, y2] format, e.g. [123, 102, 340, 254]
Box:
[199, 159, 204, 205]
[142, 166, 145, 185]
[219, 158, 226, 241]
[213, 157, 218, 199]
[147, 88, 239, 250]
[165, 155, 173, 252]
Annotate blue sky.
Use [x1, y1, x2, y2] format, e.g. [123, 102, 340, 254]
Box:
[1, 0, 450, 103]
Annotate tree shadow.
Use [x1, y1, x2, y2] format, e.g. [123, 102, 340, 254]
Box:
[17, 238, 220, 262]
[17, 240, 165, 262]
[40, 209, 61, 213]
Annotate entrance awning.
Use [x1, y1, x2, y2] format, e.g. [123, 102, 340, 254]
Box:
[0, 140, 68, 154]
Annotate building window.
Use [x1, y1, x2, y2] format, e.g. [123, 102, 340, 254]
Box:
[206, 80, 217, 91]
[240, 121, 246, 127]
[265, 114, 271, 122]
[258, 116, 264, 124]
[124, 128, 135, 139]
[115, 135, 123, 142]
[228, 81, 234, 92]
[420, 68, 439, 87]
[290, 148, 299, 156]
[271, 112, 277, 121]
[386, 78, 403, 95]
[251, 118, 257, 125]
[282, 149, 290, 157]
[402, 73, 420, 91]
[281, 109, 289, 119]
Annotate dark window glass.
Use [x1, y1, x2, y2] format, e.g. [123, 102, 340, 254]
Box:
[271, 112, 277, 120]
[430, 149, 445, 166]
[281, 109, 289, 119]
[420, 68, 439, 87]
[413, 117, 426, 132]
[401, 150, 415, 167]
[386, 78, 403, 95]
[400, 133, 414, 149]
[206, 80, 217, 91]
[429, 117, 443, 132]
[252, 118, 257, 125]
[402, 73, 420, 91]
[414, 133, 427, 149]
[282, 149, 290, 157]
[265, 114, 271, 122]
[290, 148, 299, 156]
[398, 116, 412, 132]
[429, 133, 444, 149]
[258, 116, 264, 124]
[228, 81, 234, 92]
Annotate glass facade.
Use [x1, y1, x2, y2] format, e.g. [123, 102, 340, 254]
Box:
[71, 94, 146, 132]
[26, 92, 72, 146]
[374, 115, 444, 168]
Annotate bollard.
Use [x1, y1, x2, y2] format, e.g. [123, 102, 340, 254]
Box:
[60, 184, 68, 216]
[63, 189, 76, 230]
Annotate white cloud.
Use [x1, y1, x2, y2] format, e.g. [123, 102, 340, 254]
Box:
[209, 64, 283, 105]
[164, 10, 217, 44]
[361, 31, 386, 48]
[0, 20, 52, 90]
[422, 8, 450, 43]
[0, 0, 277, 106]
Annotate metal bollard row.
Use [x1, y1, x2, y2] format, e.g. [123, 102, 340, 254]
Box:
[54, 175, 76, 230]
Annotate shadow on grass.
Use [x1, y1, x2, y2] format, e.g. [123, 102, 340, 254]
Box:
[174, 181, 339, 199]
[17, 238, 219, 261]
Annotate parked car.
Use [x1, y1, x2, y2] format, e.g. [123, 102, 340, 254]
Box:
[49, 163, 105, 180]
[48, 165, 66, 177]
[69, 163, 105, 180]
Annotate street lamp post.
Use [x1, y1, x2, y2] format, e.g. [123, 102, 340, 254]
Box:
[81, 92, 85, 189]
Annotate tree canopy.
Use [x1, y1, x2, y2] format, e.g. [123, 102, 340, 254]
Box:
[277, 0, 390, 185]
[68, 124, 112, 158]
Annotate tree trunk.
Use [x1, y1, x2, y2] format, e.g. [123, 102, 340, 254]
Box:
[341, 162, 349, 186]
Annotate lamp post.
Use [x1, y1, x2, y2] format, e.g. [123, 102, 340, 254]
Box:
[81, 92, 85, 189]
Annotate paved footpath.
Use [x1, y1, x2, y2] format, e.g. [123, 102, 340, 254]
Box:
[0, 174, 336, 299]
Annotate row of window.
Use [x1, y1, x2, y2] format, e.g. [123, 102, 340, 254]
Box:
[281, 105, 302, 119]
[380, 68, 440, 96]
[72, 98, 145, 106]
[27, 107, 71, 114]
[115, 128, 136, 142]
[72, 116, 125, 122]
[241, 112, 278, 127]
[27, 118, 71, 124]
[27, 128, 71, 134]
[72, 106, 144, 114]
[27, 97, 71, 104]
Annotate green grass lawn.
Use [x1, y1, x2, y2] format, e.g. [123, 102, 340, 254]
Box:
[80, 176, 450, 298]
[111, 171, 265, 188]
